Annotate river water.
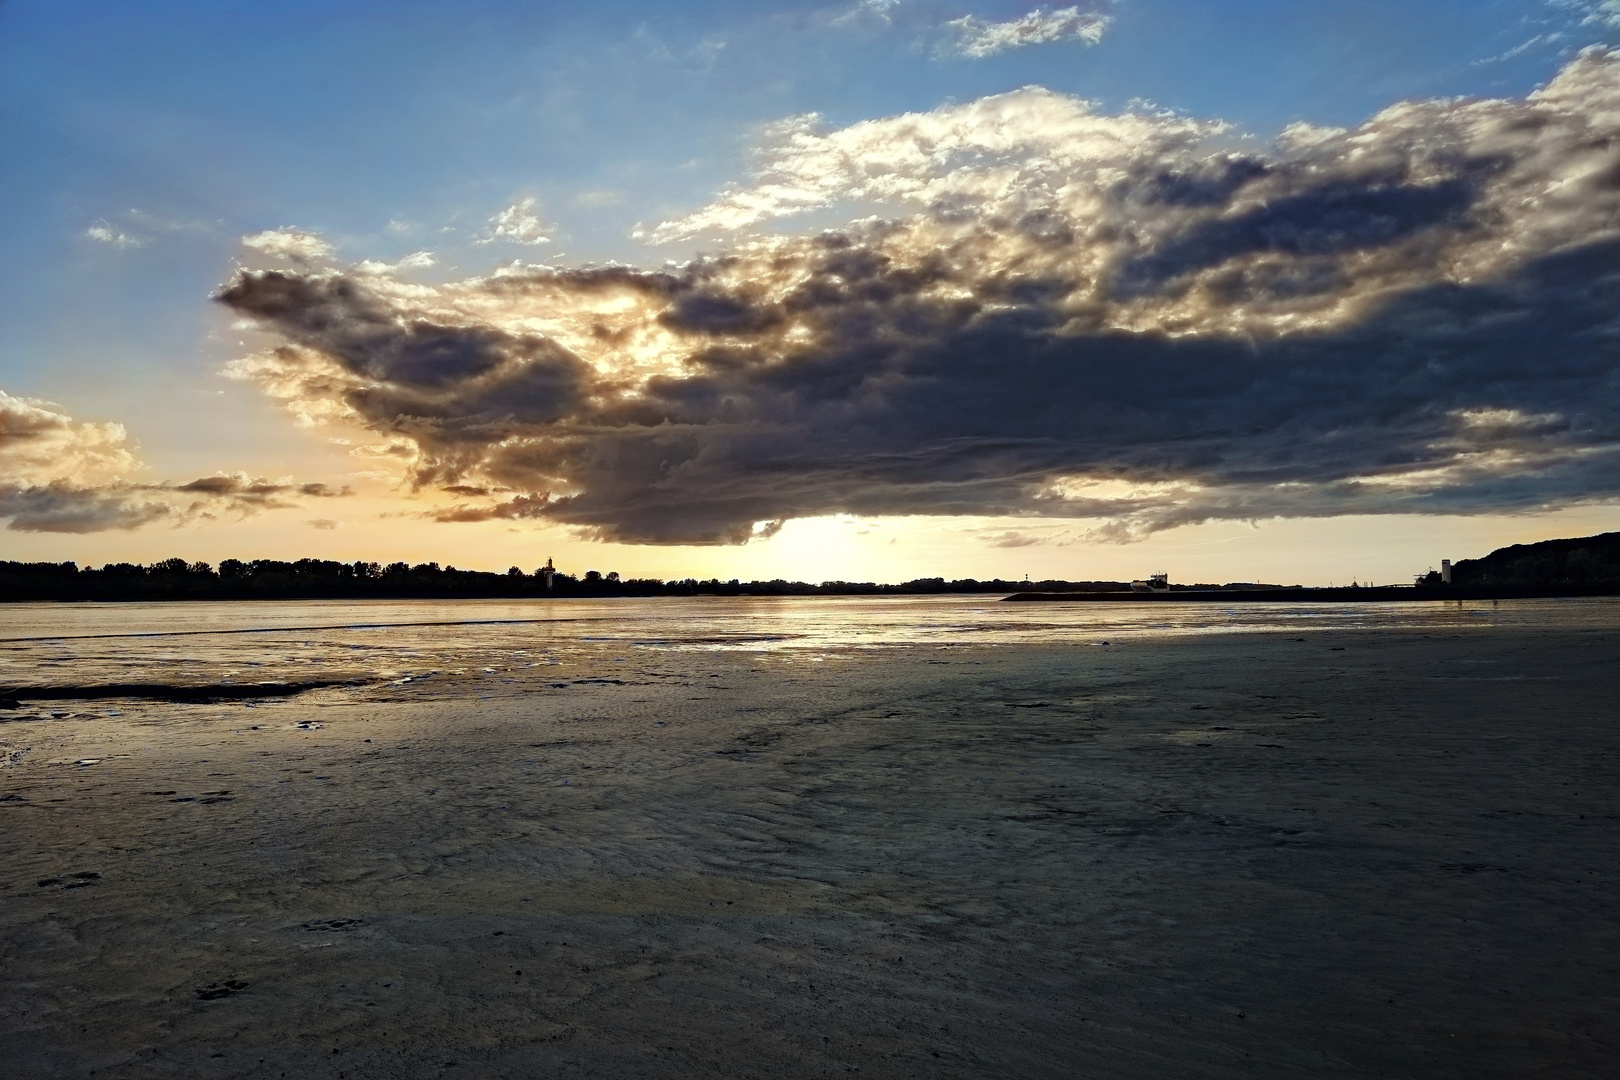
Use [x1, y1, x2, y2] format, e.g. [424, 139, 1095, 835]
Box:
[3, 594, 1617, 696]
[3, 595, 1617, 1077]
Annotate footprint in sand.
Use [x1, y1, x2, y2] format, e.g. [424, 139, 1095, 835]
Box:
[195, 979, 248, 1000]
[37, 872, 100, 890]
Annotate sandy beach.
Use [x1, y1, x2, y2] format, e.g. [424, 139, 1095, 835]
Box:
[1, 605, 1616, 1078]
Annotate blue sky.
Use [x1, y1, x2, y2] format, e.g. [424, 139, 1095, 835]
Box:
[2, 0, 1618, 582]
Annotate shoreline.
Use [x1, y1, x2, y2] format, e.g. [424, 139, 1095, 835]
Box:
[6, 583, 1620, 605]
[1005, 584, 1620, 601]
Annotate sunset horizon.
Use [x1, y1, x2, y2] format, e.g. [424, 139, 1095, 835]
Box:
[6, 2, 1620, 585]
[4, 5, 1618, 1078]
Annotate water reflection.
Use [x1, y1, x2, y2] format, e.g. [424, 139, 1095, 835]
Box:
[2, 595, 1616, 693]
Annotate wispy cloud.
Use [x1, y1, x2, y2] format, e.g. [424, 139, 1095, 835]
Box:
[830, 0, 905, 27]
[84, 209, 224, 250]
[571, 190, 625, 208]
[830, 1, 1114, 58]
[976, 528, 1070, 548]
[219, 49, 1620, 545]
[1551, 0, 1620, 29]
[1472, 32, 1567, 66]
[85, 222, 145, 249]
[626, 25, 728, 71]
[944, 5, 1112, 58]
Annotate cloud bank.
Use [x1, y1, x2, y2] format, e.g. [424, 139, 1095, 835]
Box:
[218, 49, 1620, 545]
[0, 391, 350, 533]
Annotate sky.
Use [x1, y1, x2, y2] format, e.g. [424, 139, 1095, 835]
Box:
[2, 0, 1619, 585]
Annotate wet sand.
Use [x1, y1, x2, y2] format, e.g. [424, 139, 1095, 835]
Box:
[1, 622, 1616, 1078]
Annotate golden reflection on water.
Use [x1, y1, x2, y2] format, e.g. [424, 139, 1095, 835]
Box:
[2, 595, 1616, 692]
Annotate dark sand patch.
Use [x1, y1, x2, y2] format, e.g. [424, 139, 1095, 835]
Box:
[0, 626, 1615, 1078]
[0, 680, 367, 704]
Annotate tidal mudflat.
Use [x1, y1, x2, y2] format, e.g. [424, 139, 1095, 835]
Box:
[1, 598, 1616, 1078]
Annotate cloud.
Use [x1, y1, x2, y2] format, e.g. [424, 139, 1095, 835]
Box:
[0, 483, 175, 534]
[218, 49, 1620, 545]
[944, 5, 1112, 58]
[571, 190, 625, 208]
[0, 391, 161, 532]
[355, 251, 436, 275]
[0, 391, 351, 533]
[625, 25, 728, 72]
[307, 518, 340, 530]
[85, 222, 145, 249]
[173, 473, 352, 505]
[830, 0, 905, 28]
[476, 198, 552, 246]
[0, 472, 353, 535]
[642, 86, 1221, 243]
[1472, 32, 1567, 67]
[977, 528, 1063, 548]
[83, 210, 226, 250]
[828, 1, 1113, 57]
[242, 228, 336, 263]
[1554, 0, 1620, 30]
[0, 390, 141, 486]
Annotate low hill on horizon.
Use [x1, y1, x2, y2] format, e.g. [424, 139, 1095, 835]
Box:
[1450, 531, 1620, 587]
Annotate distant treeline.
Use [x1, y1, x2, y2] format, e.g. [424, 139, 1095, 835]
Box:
[7, 530, 1618, 602]
[1440, 531, 1620, 586]
[0, 557, 1133, 602]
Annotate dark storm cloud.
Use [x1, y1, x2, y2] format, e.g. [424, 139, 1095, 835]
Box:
[219, 49, 1620, 544]
[0, 483, 173, 534]
[173, 475, 352, 503]
[0, 475, 354, 534]
[1113, 176, 1478, 296]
